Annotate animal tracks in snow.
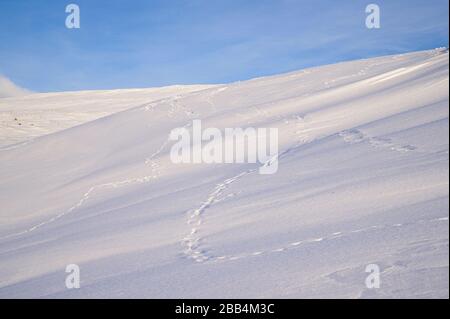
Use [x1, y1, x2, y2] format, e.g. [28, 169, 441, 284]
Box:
[179, 149, 447, 264]
[0, 170, 162, 241]
[339, 129, 417, 153]
[4, 95, 197, 243]
[0, 94, 195, 241]
[141, 95, 196, 118]
[185, 204, 448, 264]
[178, 124, 441, 265]
[182, 169, 256, 263]
[178, 125, 442, 265]
[0, 138, 167, 241]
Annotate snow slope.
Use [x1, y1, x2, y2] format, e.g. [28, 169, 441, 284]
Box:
[0, 85, 215, 148]
[0, 49, 448, 298]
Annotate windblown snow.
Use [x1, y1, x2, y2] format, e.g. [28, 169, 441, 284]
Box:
[0, 49, 448, 298]
[0, 75, 31, 99]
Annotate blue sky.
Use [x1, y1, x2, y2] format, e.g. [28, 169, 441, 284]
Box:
[0, 0, 448, 92]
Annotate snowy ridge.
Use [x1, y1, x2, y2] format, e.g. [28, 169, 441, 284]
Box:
[0, 49, 448, 298]
[0, 84, 215, 148]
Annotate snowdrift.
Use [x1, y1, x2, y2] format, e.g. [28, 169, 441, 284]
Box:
[0, 49, 448, 298]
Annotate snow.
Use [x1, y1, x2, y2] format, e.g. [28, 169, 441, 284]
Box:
[0, 75, 31, 99]
[0, 85, 215, 149]
[0, 49, 448, 298]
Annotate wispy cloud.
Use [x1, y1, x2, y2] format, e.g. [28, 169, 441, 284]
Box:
[0, 0, 448, 92]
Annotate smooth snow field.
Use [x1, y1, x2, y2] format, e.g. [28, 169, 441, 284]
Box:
[0, 49, 448, 298]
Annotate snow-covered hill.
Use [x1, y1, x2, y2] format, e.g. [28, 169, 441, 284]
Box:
[0, 49, 448, 298]
[0, 85, 215, 148]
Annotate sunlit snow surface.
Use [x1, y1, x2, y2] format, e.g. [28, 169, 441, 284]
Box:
[0, 49, 448, 298]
